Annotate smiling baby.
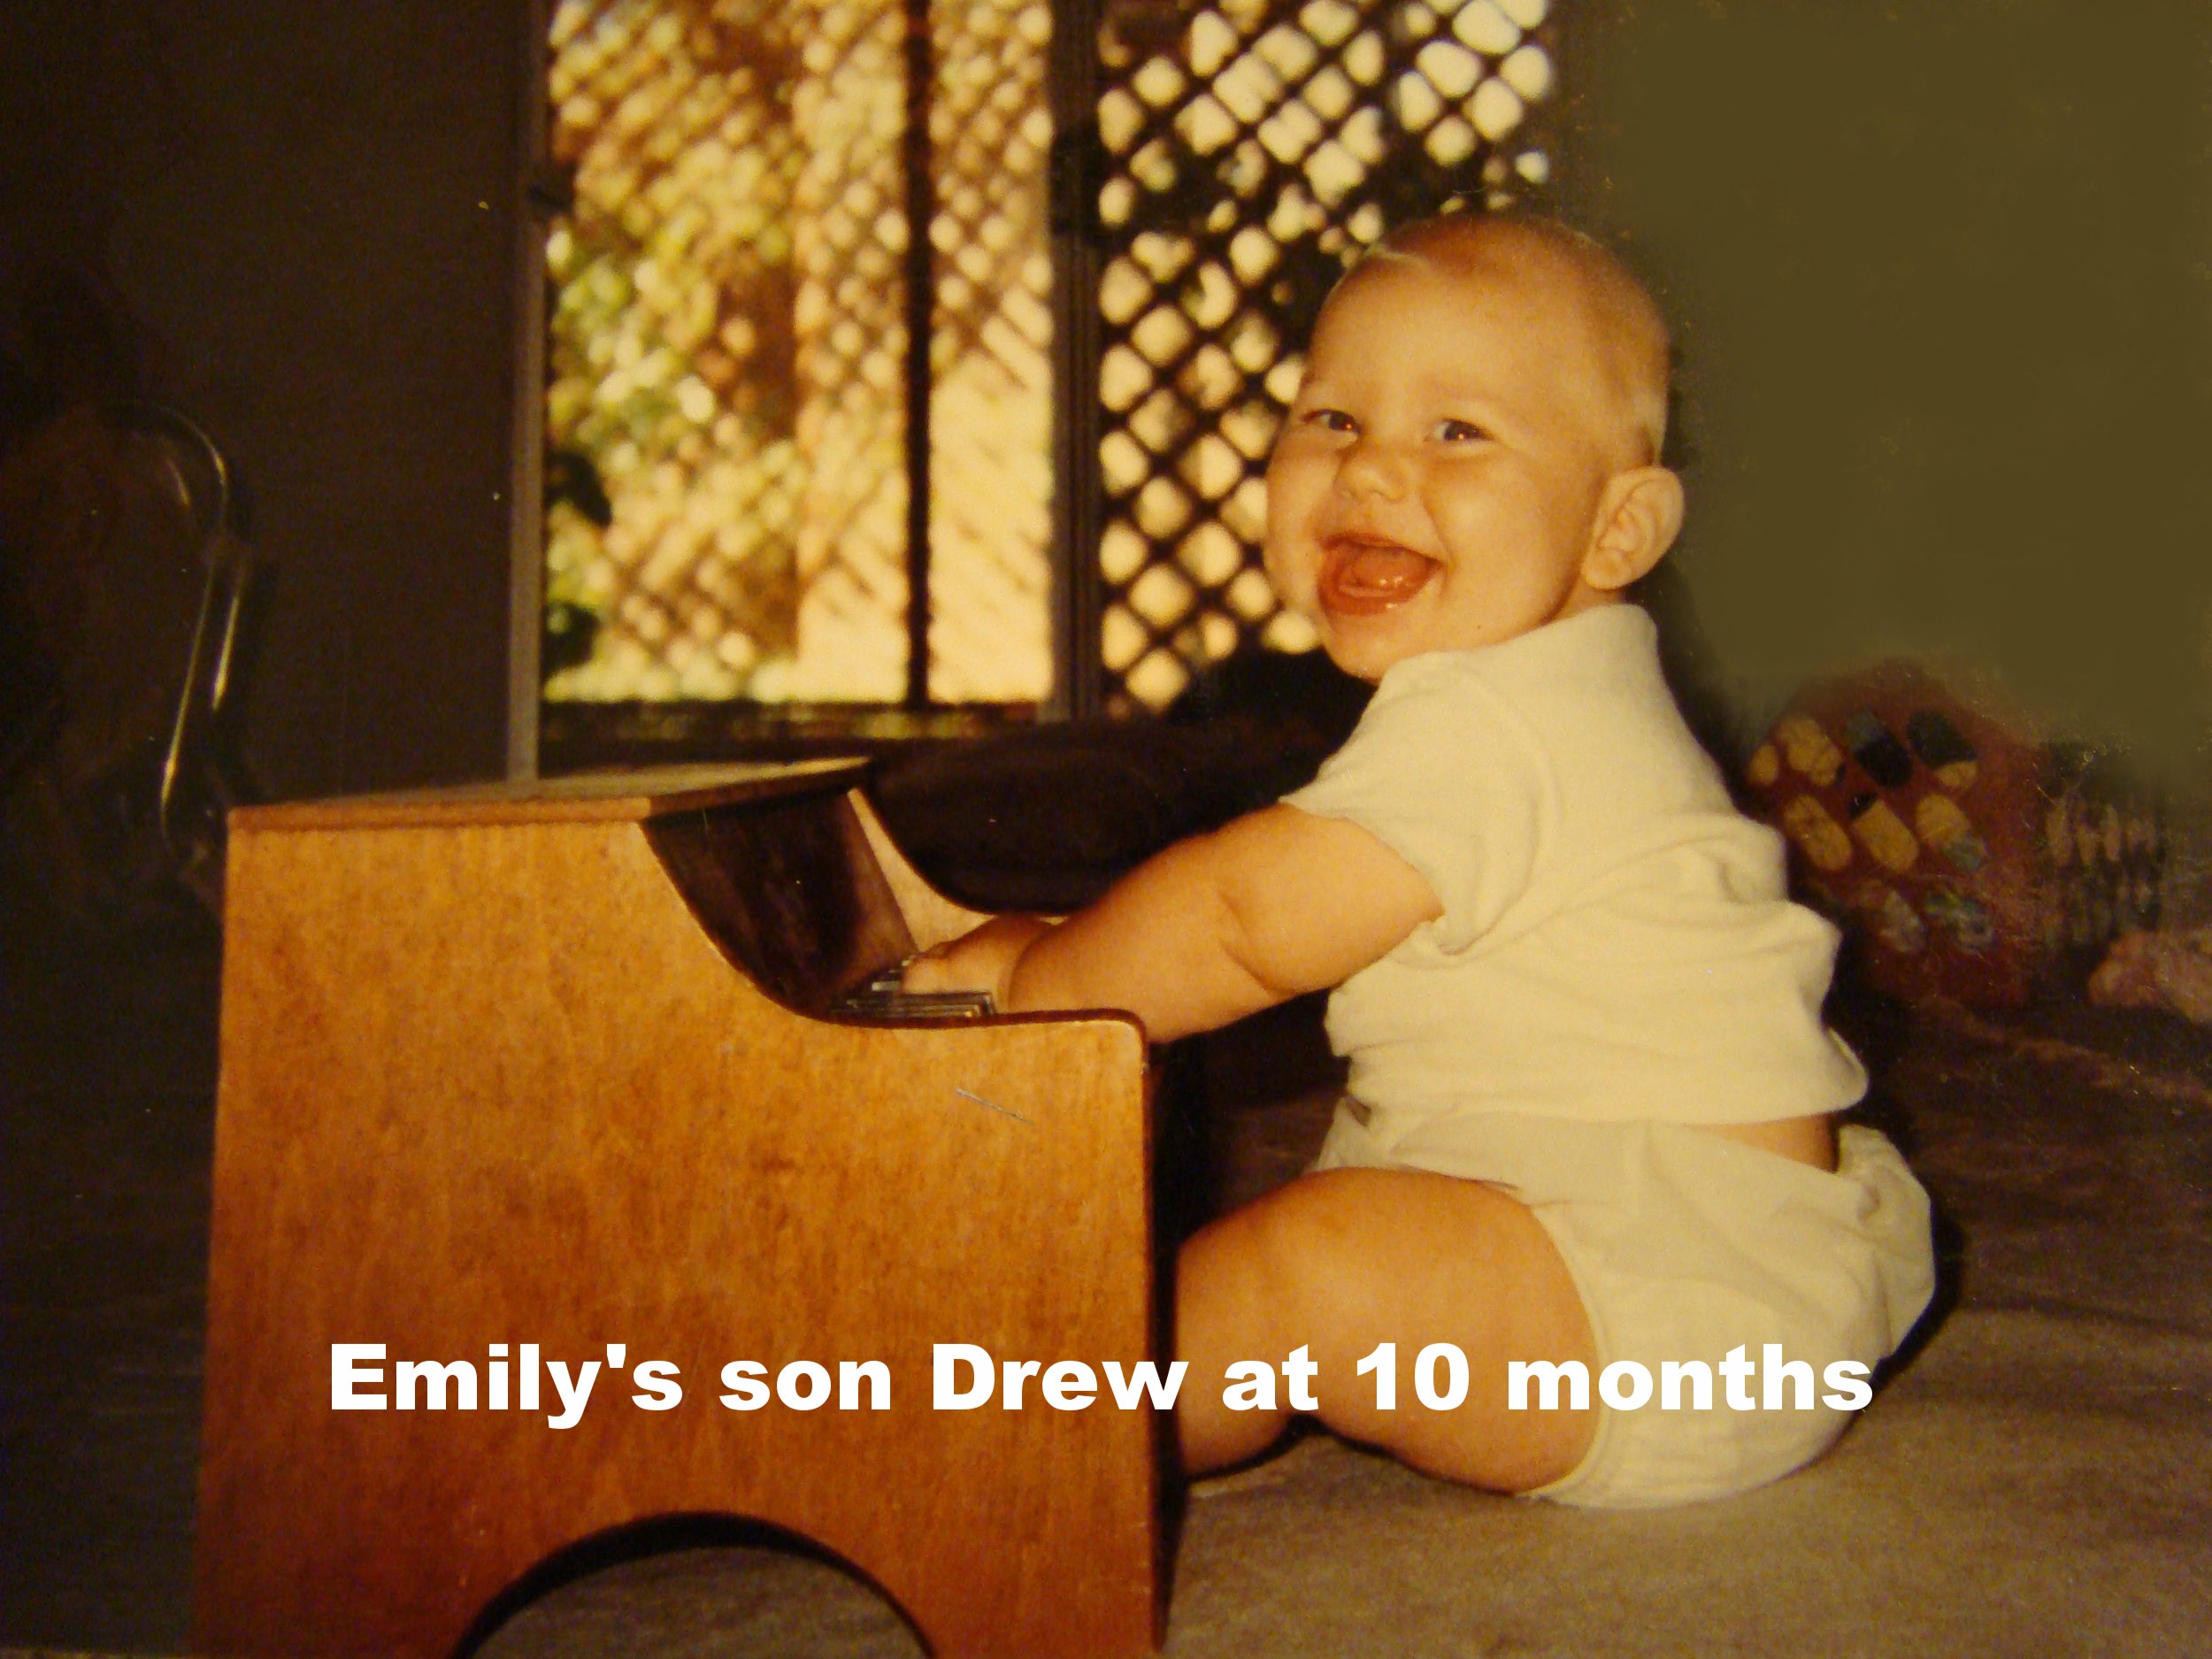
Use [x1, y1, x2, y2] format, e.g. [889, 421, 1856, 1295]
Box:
[906, 214, 1934, 1506]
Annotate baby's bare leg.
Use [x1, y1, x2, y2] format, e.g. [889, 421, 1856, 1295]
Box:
[1174, 1168, 1597, 1491]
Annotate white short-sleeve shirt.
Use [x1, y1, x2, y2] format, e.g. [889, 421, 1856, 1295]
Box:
[1283, 604, 1867, 1138]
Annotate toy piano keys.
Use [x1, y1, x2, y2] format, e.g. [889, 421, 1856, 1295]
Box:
[193, 761, 1162, 1657]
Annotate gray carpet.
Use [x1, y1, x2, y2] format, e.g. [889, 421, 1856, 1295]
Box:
[476, 1305, 2212, 1657]
[477, 1000, 2212, 1657]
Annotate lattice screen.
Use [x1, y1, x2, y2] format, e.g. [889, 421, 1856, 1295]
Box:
[926, 0, 1057, 702]
[542, 0, 1552, 715]
[1093, 0, 1555, 713]
[543, 0, 1052, 705]
[545, 0, 809, 701]
[784, 0, 911, 701]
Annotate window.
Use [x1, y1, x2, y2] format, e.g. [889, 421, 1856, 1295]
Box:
[534, 0, 1554, 751]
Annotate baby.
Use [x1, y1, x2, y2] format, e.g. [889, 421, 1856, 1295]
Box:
[908, 214, 1935, 1507]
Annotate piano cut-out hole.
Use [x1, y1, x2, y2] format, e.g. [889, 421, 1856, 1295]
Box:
[463, 1513, 927, 1658]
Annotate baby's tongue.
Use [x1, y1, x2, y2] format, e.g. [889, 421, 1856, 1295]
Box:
[1321, 541, 1436, 614]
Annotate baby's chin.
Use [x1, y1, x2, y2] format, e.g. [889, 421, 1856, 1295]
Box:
[1315, 610, 1432, 683]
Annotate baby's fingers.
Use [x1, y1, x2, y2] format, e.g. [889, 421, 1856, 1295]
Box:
[900, 914, 1051, 1006]
[899, 948, 962, 993]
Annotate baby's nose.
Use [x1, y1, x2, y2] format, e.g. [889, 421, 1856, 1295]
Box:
[1334, 437, 1410, 500]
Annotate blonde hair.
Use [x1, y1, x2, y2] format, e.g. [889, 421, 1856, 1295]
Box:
[1344, 213, 1671, 466]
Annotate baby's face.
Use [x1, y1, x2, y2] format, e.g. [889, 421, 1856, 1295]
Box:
[1263, 252, 1631, 682]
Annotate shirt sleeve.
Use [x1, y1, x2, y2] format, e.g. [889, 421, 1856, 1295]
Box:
[1281, 656, 1551, 954]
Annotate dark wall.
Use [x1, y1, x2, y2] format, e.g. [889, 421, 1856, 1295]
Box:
[1556, 0, 2212, 776]
[0, 0, 527, 797]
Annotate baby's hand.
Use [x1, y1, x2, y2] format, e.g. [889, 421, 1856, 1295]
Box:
[902, 914, 1056, 1011]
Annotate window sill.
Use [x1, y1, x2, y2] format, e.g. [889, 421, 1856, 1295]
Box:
[539, 700, 1047, 772]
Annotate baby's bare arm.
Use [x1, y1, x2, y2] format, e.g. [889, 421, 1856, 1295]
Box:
[908, 805, 1440, 1042]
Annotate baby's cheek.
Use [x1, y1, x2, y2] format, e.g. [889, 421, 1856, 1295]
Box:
[1259, 547, 1315, 615]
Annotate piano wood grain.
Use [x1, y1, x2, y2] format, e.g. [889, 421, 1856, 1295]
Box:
[194, 763, 1160, 1658]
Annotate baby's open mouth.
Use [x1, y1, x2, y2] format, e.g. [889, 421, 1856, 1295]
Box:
[1317, 537, 1438, 616]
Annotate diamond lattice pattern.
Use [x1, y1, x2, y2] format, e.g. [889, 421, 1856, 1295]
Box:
[543, 0, 1052, 704]
[1094, 0, 1554, 712]
[926, 0, 1056, 701]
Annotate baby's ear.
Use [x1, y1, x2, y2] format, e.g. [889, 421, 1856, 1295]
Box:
[1583, 466, 1685, 593]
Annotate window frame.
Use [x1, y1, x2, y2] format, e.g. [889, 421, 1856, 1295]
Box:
[511, 0, 1095, 772]
[510, 0, 1554, 772]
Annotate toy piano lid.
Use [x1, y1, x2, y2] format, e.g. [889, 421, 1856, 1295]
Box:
[229, 757, 873, 833]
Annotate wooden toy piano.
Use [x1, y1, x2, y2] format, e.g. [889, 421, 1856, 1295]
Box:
[192, 761, 1161, 1657]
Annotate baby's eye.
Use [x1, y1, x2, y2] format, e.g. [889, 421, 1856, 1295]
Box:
[1302, 407, 1357, 434]
[1436, 419, 1489, 443]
